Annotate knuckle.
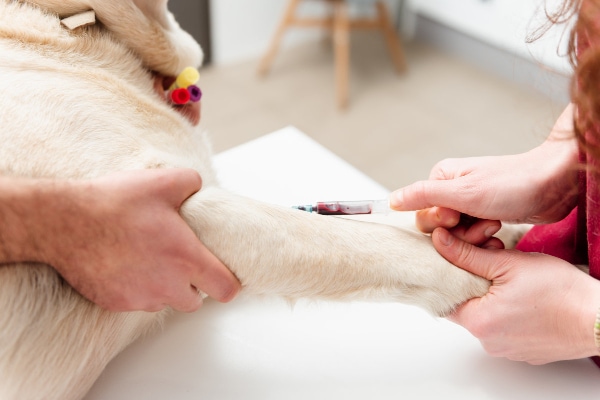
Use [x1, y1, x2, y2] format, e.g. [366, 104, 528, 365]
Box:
[430, 159, 453, 179]
[214, 283, 240, 303]
[450, 239, 479, 267]
[410, 180, 433, 208]
[184, 168, 202, 189]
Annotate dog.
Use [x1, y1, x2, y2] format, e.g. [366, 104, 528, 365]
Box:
[0, 1, 498, 398]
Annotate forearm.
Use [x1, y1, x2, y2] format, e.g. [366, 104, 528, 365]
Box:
[535, 103, 579, 184]
[0, 176, 57, 264]
[536, 121, 579, 179]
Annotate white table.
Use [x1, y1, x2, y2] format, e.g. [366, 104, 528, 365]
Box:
[86, 126, 600, 399]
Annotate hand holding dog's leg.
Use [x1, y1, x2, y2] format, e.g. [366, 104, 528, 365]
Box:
[56, 168, 240, 312]
[432, 227, 600, 364]
[0, 169, 240, 312]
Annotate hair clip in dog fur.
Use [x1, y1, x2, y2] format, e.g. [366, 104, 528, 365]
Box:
[60, 10, 96, 30]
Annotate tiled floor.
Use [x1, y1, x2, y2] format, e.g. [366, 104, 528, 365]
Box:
[200, 33, 566, 191]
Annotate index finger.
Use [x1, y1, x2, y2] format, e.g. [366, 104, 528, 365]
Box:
[190, 240, 241, 303]
[390, 179, 463, 212]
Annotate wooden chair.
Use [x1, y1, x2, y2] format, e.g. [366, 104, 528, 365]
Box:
[257, 0, 407, 109]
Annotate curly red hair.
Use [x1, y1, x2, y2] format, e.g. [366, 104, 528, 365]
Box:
[559, 0, 600, 159]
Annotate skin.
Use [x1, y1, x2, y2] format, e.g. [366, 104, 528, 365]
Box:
[390, 104, 600, 364]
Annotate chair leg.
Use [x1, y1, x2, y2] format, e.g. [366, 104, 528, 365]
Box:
[257, 0, 302, 76]
[376, 0, 407, 73]
[333, 0, 350, 109]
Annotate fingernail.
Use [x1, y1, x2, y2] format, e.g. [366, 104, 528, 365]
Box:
[484, 226, 497, 238]
[390, 191, 403, 209]
[437, 228, 454, 246]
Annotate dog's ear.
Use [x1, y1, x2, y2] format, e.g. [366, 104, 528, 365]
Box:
[19, 0, 89, 16]
[132, 0, 170, 29]
[128, 0, 204, 73]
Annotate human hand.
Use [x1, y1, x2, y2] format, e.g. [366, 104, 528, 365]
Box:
[431, 226, 600, 364]
[390, 105, 579, 233]
[41, 168, 240, 312]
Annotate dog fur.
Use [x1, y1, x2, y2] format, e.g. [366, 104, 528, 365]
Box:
[0, 1, 495, 398]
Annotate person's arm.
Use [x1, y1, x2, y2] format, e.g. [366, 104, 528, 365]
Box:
[0, 169, 240, 312]
[0, 176, 42, 264]
[390, 104, 579, 232]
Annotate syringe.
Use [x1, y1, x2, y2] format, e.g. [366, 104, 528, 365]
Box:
[292, 199, 389, 215]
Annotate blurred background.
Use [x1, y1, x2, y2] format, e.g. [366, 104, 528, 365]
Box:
[169, 0, 570, 191]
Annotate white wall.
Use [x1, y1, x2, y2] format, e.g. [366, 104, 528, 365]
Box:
[210, 0, 323, 65]
[209, 0, 571, 75]
[411, 0, 573, 74]
[209, 0, 401, 66]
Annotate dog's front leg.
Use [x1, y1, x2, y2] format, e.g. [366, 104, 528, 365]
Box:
[182, 187, 490, 317]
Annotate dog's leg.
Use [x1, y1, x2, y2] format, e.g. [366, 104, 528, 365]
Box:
[21, 0, 201, 75]
[0, 264, 163, 400]
[182, 187, 490, 317]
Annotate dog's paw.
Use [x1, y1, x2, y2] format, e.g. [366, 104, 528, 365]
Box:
[496, 223, 532, 249]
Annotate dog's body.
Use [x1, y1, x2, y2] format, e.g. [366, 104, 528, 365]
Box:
[0, 1, 495, 398]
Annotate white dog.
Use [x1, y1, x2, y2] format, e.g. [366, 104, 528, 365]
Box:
[0, 1, 496, 398]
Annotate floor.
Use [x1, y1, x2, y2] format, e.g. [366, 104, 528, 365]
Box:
[199, 32, 566, 191]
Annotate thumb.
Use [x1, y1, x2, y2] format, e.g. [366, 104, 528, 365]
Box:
[431, 227, 498, 280]
[159, 168, 203, 206]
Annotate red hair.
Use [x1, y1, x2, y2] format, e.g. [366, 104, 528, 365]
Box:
[573, 1, 600, 154]
[531, 1, 600, 160]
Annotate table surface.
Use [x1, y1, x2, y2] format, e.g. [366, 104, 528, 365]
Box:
[86, 126, 600, 399]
